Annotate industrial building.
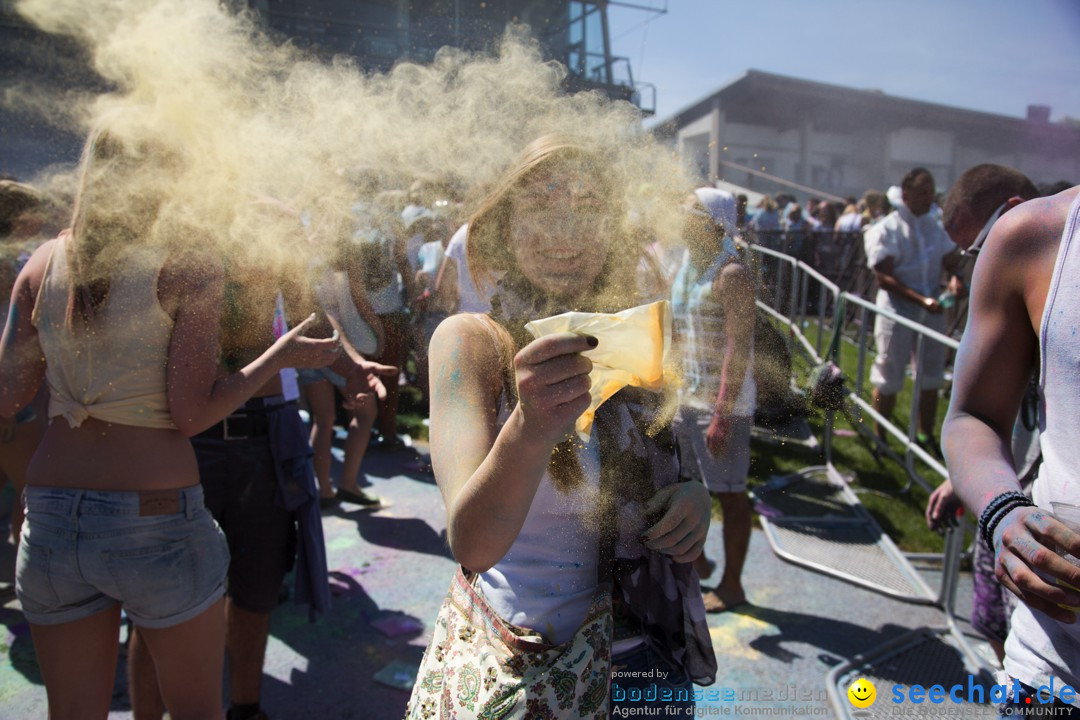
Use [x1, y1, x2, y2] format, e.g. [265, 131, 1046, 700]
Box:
[656, 69, 1080, 199]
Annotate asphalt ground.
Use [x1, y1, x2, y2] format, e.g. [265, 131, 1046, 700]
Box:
[0, 436, 997, 720]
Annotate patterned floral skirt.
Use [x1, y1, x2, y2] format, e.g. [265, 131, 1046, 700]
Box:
[406, 567, 612, 719]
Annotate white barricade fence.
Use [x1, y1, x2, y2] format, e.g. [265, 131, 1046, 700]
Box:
[747, 242, 960, 493]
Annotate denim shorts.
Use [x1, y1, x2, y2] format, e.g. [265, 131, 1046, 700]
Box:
[673, 407, 752, 494]
[16, 485, 229, 628]
[296, 367, 347, 388]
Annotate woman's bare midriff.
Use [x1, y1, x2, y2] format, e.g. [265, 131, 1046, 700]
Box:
[26, 418, 200, 491]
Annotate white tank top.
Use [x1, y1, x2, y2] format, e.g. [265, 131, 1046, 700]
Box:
[32, 234, 175, 429]
[1004, 191, 1080, 700]
[314, 270, 379, 356]
[670, 248, 756, 416]
[475, 401, 602, 645]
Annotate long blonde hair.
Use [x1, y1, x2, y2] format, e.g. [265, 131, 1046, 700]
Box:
[66, 116, 180, 326]
[466, 134, 655, 313]
[466, 135, 666, 491]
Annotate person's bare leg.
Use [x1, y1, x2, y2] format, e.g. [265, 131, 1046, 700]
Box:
[128, 628, 167, 720]
[872, 388, 897, 441]
[304, 380, 337, 498]
[225, 599, 271, 708]
[0, 412, 44, 551]
[702, 492, 751, 613]
[376, 316, 406, 441]
[137, 597, 225, 720]
[412, 323, 432, 407]
[337, 395, 377, 495]
[918, 388, 940, 439]
[29, 605, 122, 720]
[692, 491, 717, 579]
[693, 552, 716, 580]
[9, 495, 24, 553]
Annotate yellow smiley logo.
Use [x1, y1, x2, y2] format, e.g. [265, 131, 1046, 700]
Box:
[847, 678, 876, 708]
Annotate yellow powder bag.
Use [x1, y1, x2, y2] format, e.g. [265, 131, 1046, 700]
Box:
[524, 299, 672, 441]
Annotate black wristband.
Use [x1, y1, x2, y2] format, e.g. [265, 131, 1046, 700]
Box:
[980, 492, 1034, 548]
[983, 500, 1033, 549]
[979, 491, 1029, 532]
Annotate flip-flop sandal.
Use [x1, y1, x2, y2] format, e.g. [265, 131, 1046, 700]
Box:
[336, 487, 385, 508]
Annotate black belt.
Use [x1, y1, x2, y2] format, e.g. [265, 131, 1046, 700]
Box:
[196, 397, 295, 440]
[197, 411, 273, 440]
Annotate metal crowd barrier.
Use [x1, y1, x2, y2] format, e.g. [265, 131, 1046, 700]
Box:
[750, 229, 868, 299]
[747, 241, 959, 493]
[743, 241, 996, 718]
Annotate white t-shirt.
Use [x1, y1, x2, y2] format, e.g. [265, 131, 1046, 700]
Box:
[864, 206, 954, 300]
[405, 232, 426, 274]
[417, 241, 445, 276]
[836, 212, 863, 233]
[444, 223, 498, 314]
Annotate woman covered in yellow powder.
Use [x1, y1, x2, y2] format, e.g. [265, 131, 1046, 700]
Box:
[0, 116, 340, 719]
[407, 135, 717, 719]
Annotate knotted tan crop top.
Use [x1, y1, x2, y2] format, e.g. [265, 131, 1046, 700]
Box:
[31, 233, 176, 429]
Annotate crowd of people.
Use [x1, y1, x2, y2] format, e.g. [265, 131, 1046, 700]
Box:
[1, 116, 1079, 719]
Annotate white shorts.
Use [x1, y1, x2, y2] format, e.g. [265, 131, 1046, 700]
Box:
[871, 303, 947, 395]
[673, 407, 752, 494]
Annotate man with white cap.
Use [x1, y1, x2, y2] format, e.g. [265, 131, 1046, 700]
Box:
[671, 187, 756, 612]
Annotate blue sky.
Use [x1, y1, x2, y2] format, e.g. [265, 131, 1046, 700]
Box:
[607, 0, 1080, 127]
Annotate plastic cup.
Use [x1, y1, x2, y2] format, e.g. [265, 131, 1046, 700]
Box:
[1050, 501, 1080, 610]
[1051, 501, 1080, 527]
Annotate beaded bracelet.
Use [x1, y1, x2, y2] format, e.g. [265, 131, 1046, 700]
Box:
[984, 498, 1034, 549]
[979, 491, 1034, 548]
[980, 491, 1032, 542]
[979, 491, 1030, 532]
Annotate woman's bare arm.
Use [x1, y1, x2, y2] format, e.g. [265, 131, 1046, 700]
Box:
[163, 251, 341, 436]
[344, 262, 385, 355]
[0, 240, 53, 417]
[429, 314, 593, 572]
[431, 256, 459, 314]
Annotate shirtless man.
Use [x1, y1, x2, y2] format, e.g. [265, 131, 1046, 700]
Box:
[942, 184, 1080, 711]
[924, 165, 1040, 662]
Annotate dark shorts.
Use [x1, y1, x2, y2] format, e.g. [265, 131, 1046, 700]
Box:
[195, 427, 296, 615]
